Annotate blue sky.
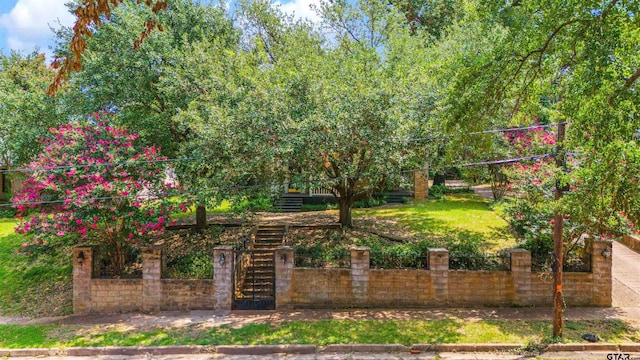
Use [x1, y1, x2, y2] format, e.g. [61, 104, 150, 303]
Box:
[0, 0, 320, 61]
[0, 0, 76, 59]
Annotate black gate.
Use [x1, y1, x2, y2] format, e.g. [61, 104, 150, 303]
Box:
[232, 248, 275, 310]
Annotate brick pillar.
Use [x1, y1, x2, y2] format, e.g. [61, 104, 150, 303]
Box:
[351, 247, 370, 305]
[275, 246, 294, 309]
[414, 171, 427, 200]
[142, 244, 165, 312]
[73, 245, 99, 314]
[510, 248, 532, 305]
[214, 245, 234, 310]
[428, 248, 448, 305]
[591, 239, 612, 306]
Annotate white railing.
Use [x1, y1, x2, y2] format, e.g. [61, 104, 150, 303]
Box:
[309, 186, 333, 196]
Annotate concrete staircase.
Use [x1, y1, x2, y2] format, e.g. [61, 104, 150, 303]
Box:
[385, 190, 413, 204]
[274, 196, 303, 212]
[235, 225, 285, 308]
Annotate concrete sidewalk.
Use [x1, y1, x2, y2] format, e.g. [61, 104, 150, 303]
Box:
[2, 307, 640, 329]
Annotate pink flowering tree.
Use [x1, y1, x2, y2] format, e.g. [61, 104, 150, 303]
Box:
[12, 113, 189, 276]
[501, 129, 640, 266]
[471, 123, 556, 201]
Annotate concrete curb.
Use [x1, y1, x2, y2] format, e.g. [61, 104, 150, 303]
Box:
[1, 343, 639, 357]
[216, 345, 317, 355]
[410, 344, 523, 352]
[320, 344, 409, 353]
[65, 345, 214, 356]
[545, 343, 640, 352]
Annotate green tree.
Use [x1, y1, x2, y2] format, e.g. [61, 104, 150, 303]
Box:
[438, 0, 640, 337]
[54, 0, 239, 157]
[0, 52, 68, 169]
[176, 0, 425, 227]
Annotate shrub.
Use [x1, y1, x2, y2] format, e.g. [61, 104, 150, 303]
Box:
[353, 196, 387, 208]
[165, 253, 214, 279]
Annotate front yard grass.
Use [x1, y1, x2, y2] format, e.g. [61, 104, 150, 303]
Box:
[0, 219, 72, 316]
[0, 319, 637, 348]
[355, 194, 518, 251]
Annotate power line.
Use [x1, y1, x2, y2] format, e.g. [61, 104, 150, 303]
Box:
[0, 157, 197, 174]
[455, 154, 552, 167]
[398, 153, 553, 174]
[0, 123, 570, 174]
[1, 174, 346, 208]
[2, 152, 566, 208]
[408, 123, 567, 143]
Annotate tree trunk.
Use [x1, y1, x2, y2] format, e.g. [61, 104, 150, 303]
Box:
[424, 162, 430, 198]
[338, 199, 353, 228]
[110, 241, 125, 277]
[196, 204, 207, 231]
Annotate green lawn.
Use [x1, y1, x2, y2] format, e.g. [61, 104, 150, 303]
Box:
[0, 319, 637, 348]
[355, 194, 518, 251]
[0, 219, 72, 316]
[169, 200, 232, 220]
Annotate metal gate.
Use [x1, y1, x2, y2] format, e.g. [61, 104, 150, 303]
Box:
[232, 248, 275, 310]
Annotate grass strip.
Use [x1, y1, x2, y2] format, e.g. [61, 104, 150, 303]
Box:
[0, 319, 637, 349]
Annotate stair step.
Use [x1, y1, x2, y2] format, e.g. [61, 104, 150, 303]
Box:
[247, 264, 274, 269]
[242, 289, 274, 295]
[236, 295, 274, 300]
[243, 275, 273, 280]
[245, 271, 274, 281]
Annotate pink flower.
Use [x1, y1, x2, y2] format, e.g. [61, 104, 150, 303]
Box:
[158, 217, 165, 224]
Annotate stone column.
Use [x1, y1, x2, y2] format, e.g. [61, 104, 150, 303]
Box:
[214, 245, 234, 310]
[73, 245, 99, 314]
[592, 239, 612, 306]
[414, 171, 428, 200]
[142, 243, 165, 312]
[351, 247, 370, 305]
[428, 248, 449, 305]
[510, 248, 532, 305]
[275, 246, 294, 309]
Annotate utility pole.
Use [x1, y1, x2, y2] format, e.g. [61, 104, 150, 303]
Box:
[552, 120, 566, 338]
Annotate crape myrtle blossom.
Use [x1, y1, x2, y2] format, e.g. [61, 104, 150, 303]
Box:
[12, 112, 190, 274]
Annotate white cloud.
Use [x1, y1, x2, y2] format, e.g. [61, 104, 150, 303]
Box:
[276, 0, 322, 23]
[0, 0, 75, 56]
